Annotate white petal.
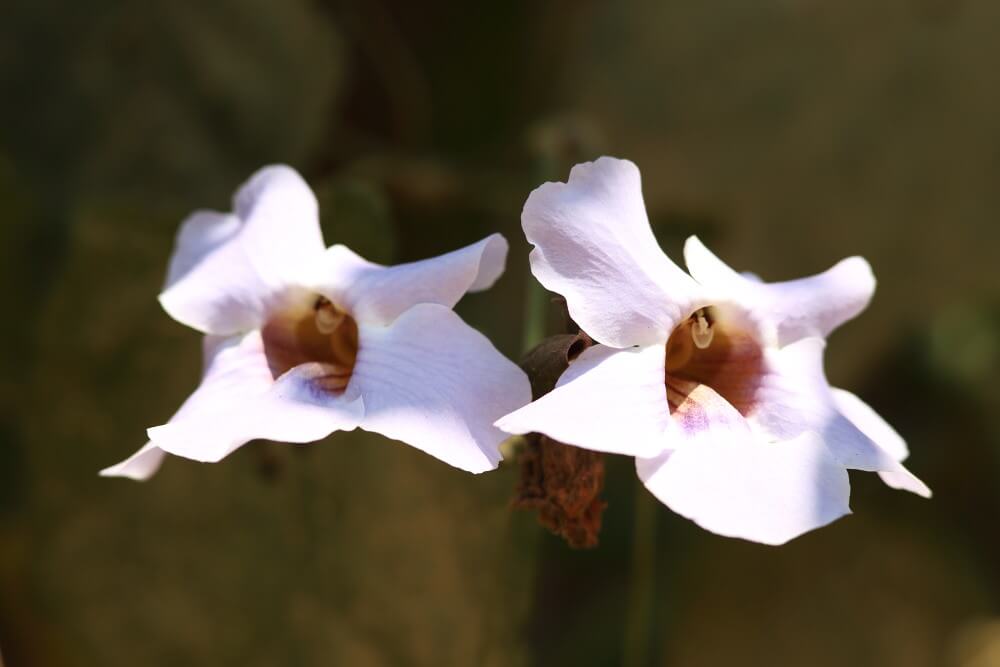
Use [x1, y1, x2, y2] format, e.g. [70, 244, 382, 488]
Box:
[159, 166, 326, 335]
[522, 157, 702, 348]
[667, 380, 753, 444]
[832, 388, 931, 498]
[495, 344, 671, 458]
[830, 389, 907, 460]
[352, 303, 531, 473]
[99, 442, 167, 481]
[637, 429, 851, 545]
[231, 165, 326, 287]
[684, 236, 875, 346]
[875, 467, 932, 498]
[165, 211, 243, 286]
[101, 334, 251, 479]
[310, 234, 508, 327]
[158, 211, 270, 334]
[752, 337, 901, 473]
[148, 333, 364, 463]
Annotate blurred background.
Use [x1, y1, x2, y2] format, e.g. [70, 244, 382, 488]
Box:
[1, 1, 999, 665]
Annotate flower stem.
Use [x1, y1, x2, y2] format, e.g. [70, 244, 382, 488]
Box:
[521, 276, 549, 353]
[622, 483, 657, 667]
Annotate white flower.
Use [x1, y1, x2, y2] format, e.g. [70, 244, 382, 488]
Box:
[496, 157, 929, 545]
[102, 165, 531, 480]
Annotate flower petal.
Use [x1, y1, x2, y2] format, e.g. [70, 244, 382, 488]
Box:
[832, 388, 931, 498]
[310, 234, 508, 327]
[830, 389, 908, 460]
[495, 344, 671, 458]
[231, 165, 326, 287]
[101, 334, 251, 479]
[159, 166, 326, 335]
[164, 211, 243, 286]
[684, 236, 875, 346]
[99, 442, 167, 481]
[158, 211, 269, 334]
[522, 157, 702, 348]
[752, 337, 901, 473]
[666, 380, 753, 444]
[148, 333, 363, 463]
[351, 303, 531, 473]
[637, 428, 851, 545]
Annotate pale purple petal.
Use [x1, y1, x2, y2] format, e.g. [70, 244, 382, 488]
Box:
[832, 388, 931, 498]
[495, 344, 671, 458]
[231, 165, 326, 287]
[684, 236, 875, 346]
[311, 234, 508, 326]
[642, 381, 850, 544]
[148, 332, 363, 463]
[637, 427, 851, 546]
[99, 442, 167, 481]
[159, 166, 326, 335]
[523, 157, 702, 348]
[752, 337, 901, 473]
[102, 334, 254, 479]
[352, 303, 531, 473]
[158, 211, 270, 334]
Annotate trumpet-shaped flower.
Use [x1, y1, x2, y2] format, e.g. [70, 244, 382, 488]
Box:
[102, 165, 530, 480]
[496, 157, 929, 545]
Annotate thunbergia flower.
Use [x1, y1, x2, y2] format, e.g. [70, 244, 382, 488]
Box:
[102, 165, 530, 481]
[496, 157, 930, 545]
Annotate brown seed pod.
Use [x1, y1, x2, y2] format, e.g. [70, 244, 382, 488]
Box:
[511, 331, 606, 549]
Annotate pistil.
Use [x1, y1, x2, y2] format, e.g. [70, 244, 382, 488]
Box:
[314, 297, 347, 335]
[261, 295, 360, 391]
[691, 308, 714, 349]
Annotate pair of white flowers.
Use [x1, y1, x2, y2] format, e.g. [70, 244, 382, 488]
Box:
[104, 158, 929, 545]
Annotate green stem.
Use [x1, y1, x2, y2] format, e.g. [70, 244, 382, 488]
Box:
[521, 276, 549, 353]
[622, 483, 657, 667]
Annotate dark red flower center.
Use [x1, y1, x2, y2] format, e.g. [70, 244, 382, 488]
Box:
[261, 296, 359, 393]
[664, 306, 764, 418]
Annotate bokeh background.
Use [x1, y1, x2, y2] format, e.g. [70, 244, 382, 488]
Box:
[2, 1, 999, 665]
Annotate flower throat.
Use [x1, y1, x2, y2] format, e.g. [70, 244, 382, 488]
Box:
[664, 306, 763, 416]
[261, 296, 359, 393]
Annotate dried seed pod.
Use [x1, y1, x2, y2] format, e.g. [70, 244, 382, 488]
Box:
[512, 331, 606, 549]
